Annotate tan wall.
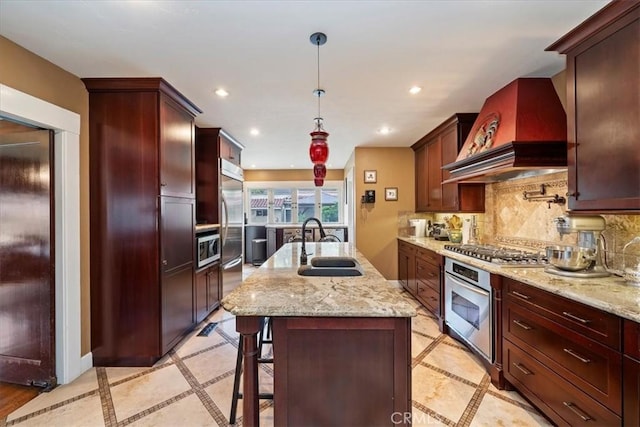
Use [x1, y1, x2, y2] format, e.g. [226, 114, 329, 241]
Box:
[0, 36, 91, 355]
[354, 147, 415, 279]
[245, 168, 344, 182]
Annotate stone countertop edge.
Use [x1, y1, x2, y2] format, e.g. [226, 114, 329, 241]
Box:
[398, 236, 640, 323]
[221, 242, 417, 318]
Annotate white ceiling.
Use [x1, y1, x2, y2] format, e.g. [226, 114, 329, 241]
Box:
[0, 0, 608, 170]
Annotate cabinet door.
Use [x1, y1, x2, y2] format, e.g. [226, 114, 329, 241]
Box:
[161, 265, 194, 353]
[441, 125, 459, 211]
[414, 145, 429, 212]
[427, 138, 442, 211]
[195, 269, 208, 323]
[220, 136, 241, 166]
[160, 197, 195, 273]
[160, 197, 195, 352]
[624, 356, 640, 427]
[160, 95, 195, 198]
[567, 12, 639, 210]
[207, 264, 220, 311]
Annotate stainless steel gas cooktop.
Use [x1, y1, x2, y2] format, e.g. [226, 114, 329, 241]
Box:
[444, 244, 549, 267]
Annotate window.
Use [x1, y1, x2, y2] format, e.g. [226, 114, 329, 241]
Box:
[297, 188, 315, 222]
[248, 188, 268, 224]
[320, 188, 339, 223]
[245, 181, 343, 225]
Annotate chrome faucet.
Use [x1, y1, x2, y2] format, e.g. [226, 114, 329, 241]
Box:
[300, 217, 326, 265]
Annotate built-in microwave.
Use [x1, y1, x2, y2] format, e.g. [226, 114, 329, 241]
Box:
[197, 232, 220, 268]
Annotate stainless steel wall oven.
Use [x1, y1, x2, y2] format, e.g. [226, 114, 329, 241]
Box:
[444, 257, 493, 362]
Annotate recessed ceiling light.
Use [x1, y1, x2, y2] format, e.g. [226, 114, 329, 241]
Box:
[214, 88, 229, 98]
[290, 164, 295, 168]
[251, 164, 256, 168]
[378, 127, 392, 135]
[250, 128, 260, 136]
[409, 86, 422, 95]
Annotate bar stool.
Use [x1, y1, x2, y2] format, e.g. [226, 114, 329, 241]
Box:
[229, 317, 273, 424]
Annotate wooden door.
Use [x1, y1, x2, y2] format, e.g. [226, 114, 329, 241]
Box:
[426, 138, 442, 211]
[160, 94, 195, 198]
[0, 126, 55, 388]
[414, 145, 428, 212]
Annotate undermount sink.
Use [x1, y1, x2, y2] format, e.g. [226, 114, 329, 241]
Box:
[297, 266, 363, 276]
[298, 257, 363, 276]
[310, 257, 358, 268]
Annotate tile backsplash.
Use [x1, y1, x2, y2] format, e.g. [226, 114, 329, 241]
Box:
[401, 171, 640, 271]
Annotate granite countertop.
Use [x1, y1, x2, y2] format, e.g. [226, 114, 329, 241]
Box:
[398, 236, 640, 323]
[221, 242, 416, 318]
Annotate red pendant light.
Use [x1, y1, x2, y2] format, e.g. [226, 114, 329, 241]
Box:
[310, 129, 329, 164]
[313, 163, 327, 178]
[309, 32, 329, 186]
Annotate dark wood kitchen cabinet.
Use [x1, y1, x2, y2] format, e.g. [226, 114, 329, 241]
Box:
[548, 2, 639, 211]
[412, 113, 484, 213]
[195, 263, 221, 324]
[397, 240, 443, 323]
[624, 320, 640, 426]
[415, 247, 442, 319]
[502, 277, 623, 426]
[398, 240, 416, 295]
[84, 77, 202, 366]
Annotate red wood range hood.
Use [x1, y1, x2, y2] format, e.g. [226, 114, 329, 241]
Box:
[442, 77, 567, 183]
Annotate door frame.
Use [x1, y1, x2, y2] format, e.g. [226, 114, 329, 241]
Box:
[0, 84, 85, 384]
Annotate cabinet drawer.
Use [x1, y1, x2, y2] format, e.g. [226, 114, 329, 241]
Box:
[417, 282, 439, 316]
[504, 278, 621, 350]
[624, 319, 640, 360]
[398, 240, 416, 254]
[416, 258, 439, 292]
[504, 340, 621, 427]
[416, 247, 441, 266]
[504, 301, 621, 413]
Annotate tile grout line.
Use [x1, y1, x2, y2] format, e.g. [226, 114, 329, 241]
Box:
[170, 350, 230, 426]
[412, 334, 446, 368]
[418, 361, 480, 389]
[411, 400, 456, 426]
[116, 389, 195, 427]
[484, 388, 537, 413]
[456, 373, 491, 427]
[96, 367, 118, 427]
[4, 389, 100, 426]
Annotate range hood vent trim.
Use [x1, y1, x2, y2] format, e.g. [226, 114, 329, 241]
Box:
[442, 78, 568, 184]
[442, 140, 567, 183]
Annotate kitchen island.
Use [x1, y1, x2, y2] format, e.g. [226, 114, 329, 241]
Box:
[221, 242, 416, 426]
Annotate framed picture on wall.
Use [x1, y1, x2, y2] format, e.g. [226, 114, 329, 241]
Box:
[364, 170, 377, 183]
[385, 187, 398, 201]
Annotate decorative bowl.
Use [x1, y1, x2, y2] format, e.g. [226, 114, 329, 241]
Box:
[545, 245, 595, 271]
[448, 229, 463, 243]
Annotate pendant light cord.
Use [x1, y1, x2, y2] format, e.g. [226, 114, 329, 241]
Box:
[316, 36, 321, 121]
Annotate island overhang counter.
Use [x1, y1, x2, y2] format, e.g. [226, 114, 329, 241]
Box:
[221, 242, 416, 426]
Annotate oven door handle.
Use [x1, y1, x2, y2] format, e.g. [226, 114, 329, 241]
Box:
[446, 273, 490, 297]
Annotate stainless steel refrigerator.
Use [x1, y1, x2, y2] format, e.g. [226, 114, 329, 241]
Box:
[220, 158, 244, 297]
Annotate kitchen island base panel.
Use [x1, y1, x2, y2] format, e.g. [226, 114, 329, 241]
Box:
[273, 316, 411, 426]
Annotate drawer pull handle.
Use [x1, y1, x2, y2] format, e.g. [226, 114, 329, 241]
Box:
[513, 319, 532, 331]
[511, 291, 531, 300]
[563, 348, 591, 363]
[562, 311, 591, 324]
[562, 401, 592, 422]
[512, 362, 532, 375]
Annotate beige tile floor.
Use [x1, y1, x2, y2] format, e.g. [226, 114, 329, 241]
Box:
[3, 266, 552, 427]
